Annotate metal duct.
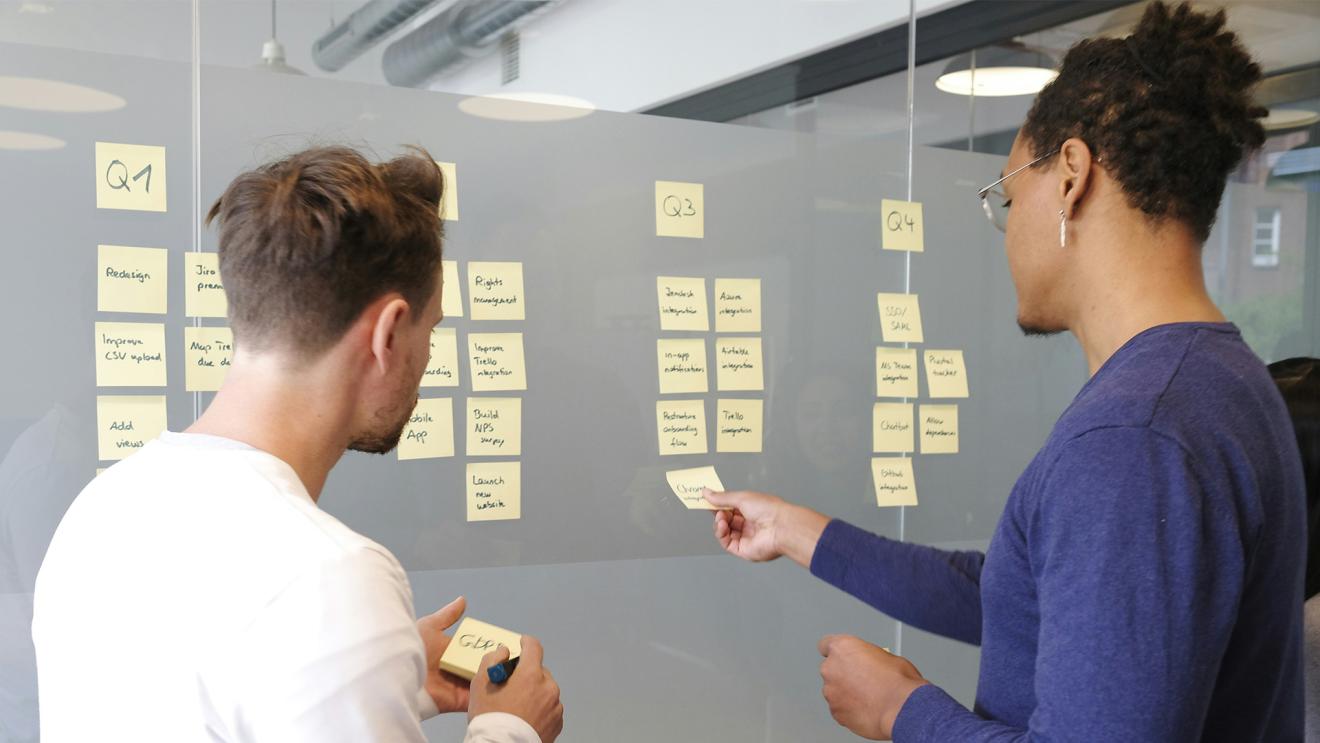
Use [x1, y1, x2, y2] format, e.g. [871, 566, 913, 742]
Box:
[382, 0, 556, 88]
[312, 0, 442, 73]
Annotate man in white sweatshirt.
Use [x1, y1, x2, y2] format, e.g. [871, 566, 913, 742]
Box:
[32, 146, 563, 743]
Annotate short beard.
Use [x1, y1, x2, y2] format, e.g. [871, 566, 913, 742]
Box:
[1017, 320, 1064, 337]
[348, 394, 416, 455]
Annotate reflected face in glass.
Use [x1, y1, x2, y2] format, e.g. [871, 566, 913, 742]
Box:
[348, 282, 442, 454]
[1002, 133, 1070, 337]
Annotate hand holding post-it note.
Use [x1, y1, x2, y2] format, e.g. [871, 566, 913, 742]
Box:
[881, 199, 924, 252]
[877, 293, 924, 344]
[714, 278, 761, 333]
[657, 276, 709, 331]
[920, 404, 959, 454]
[876, 347, 919, 398]
[656, 399, 707, 456]
[655, 180, 704, 238]
[96, 142, 167, 212]
[438, 617, 521, 681]
[185, 253, 227, 318]
[468, 262, 525, 321]
[665, 465, 727, 510]
[872, 457, 919, 507]
[924, 349, 969, 398]
[97, 245, 168, 314]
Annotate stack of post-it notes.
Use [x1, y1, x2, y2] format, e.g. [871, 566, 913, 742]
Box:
[439, 618, 523, 681]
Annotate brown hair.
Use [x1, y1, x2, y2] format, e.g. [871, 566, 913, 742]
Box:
[206, 145, 445, 355]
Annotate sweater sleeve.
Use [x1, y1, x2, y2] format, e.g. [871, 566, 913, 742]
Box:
[810, 519, 986, 645]
[890, 426, 1244, 742]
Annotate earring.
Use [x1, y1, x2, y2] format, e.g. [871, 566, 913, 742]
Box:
[1058, 209, 1067, 249]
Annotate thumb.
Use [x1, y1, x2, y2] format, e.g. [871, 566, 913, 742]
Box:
[429, 595, 467, 630]
[702, 488, 740, 509]
[478, 644, 511, 675]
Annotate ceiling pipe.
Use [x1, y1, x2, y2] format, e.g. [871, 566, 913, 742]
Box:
[312, 0, 443, 73]
[382, 0, 558, 89]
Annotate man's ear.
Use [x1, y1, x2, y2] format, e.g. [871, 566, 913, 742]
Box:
[368, 296, 411, 376]
[1056, 137, 1096, 220]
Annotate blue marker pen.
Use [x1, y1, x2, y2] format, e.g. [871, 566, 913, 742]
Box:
[487, 656, 520, 684]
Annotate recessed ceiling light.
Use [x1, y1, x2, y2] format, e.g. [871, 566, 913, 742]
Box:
[935, 67, 1059, 97]
[458, 92, 595, 122]
[0, 130, 66, 150]
[1263, 108, 1320, 131]
[0, 76, 125, 113]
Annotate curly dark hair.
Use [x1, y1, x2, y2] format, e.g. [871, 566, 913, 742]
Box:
[1020, 1, 1267, 242]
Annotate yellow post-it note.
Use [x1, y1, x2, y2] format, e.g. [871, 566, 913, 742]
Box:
[467, 461, 521, 522]
[467, 397, 522, 457]
[398, 397, 455, 460]
[184, 326, 233, 392]
[881, 199, 924, 252]
[657, 338, 708, 394]
[920, 404, 959, 454]
[657, 276, 709, 331]
[95, 142, 167, 212]
[95, 322, 167, 387]
[876, 347, 918, 398]
[872, 457, 919, 507]
[422, 327, 461, 388]
[435, 161, 459, 221]
[873, 402, 915, 453]
[715, 337, 764, 392]
[657, 399, 707, 456]
[441, 260, 464, 318]
[666, 465, 727, 510]
[716, 398, 762, 453]
[439, 618, 521, 681]
[714, 278, 761, 333]
[655, 180, 704, 238]
[877, 293, 924, 344]
[96, 395, 167, 461]
[468, 261, 525, 321]
[924, 349, 969, 398]
[468, 333, 527, 392]
[184, 253, 227, 318]
[97, 245, 168, 314]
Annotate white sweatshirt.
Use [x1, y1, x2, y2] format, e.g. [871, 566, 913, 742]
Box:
[32, 432, 537, 743]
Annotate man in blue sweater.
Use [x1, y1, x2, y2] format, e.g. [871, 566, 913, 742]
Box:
[704, 3, 1306, 740]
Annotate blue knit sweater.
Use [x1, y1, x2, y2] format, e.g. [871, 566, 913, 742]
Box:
[811, 323, 1305, 741]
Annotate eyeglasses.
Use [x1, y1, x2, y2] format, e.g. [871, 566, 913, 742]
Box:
[977, 150, 1057, 232]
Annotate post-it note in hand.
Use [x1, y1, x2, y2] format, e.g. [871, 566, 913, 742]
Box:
[657, 399, 707, 456]
[98, 245, 168, 314]
[96, 395, 167, 461]
[876, 347, 918, 398]
[924, 349, 969, 398]
[657, 276, 709, 331]
[666, 465, 726, 510]
[468, 262, 525, 321]
[920, 404, 959, 454]
[185, 253, 227, 318]
[657, 338, 708, 394]
[872, 457, 919, 507]
[877, 293, 923, 344]
[95, 322, 167, 387]
[96, 142, 167, 212]
[655, 180, 704, 238]
[439, 617, 521, 681]
[881, 199, 924, 252]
